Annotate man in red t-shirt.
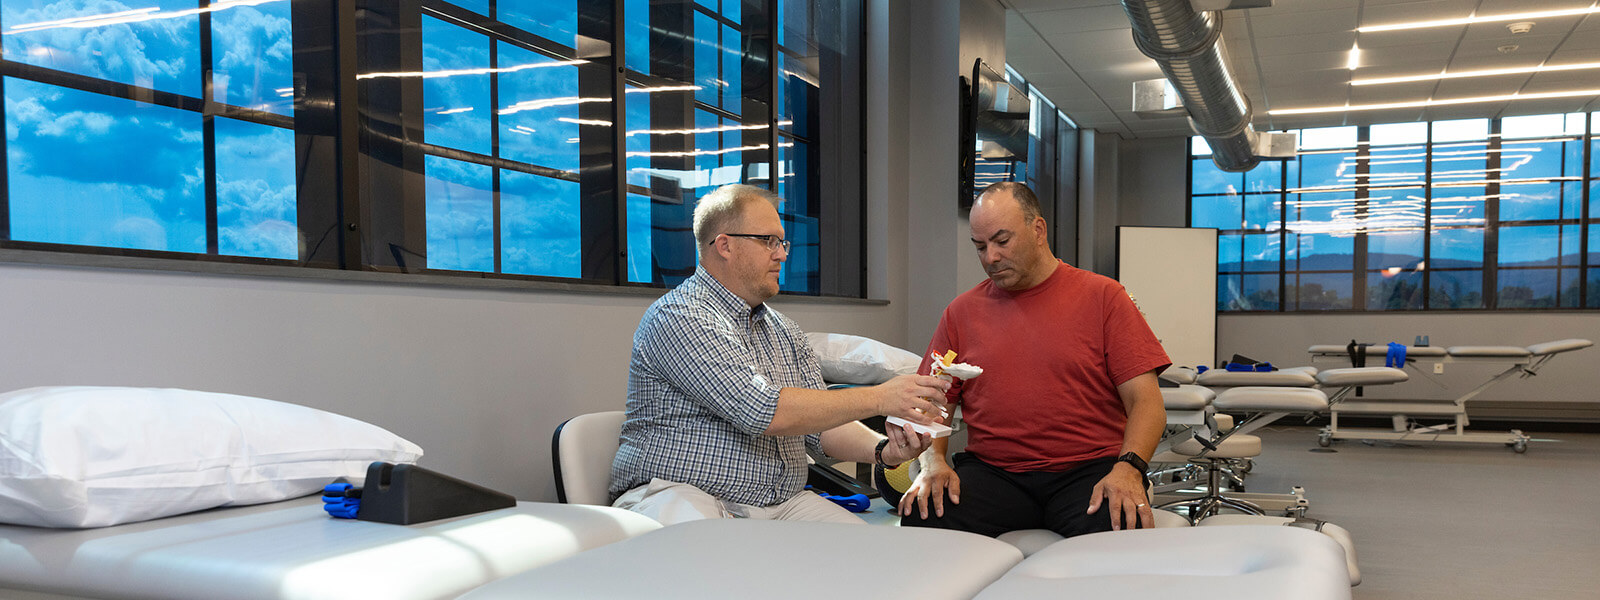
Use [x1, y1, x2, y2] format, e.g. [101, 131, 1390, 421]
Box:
[898, 182, 1170, 538]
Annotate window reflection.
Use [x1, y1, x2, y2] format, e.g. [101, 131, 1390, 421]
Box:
[212, 0, 293, 115]
[4, 77, 204, 252]
[422, 15, 491, 156]
[1194, 110, 1600, 311]
[3, 0, 205, 97]
[216, 117, 296, 259]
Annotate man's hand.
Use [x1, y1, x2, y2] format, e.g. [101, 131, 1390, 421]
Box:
[899, 457, 960, 520]
[872, 374, 949, 424]
[879, 420, 934, 466]
[1086, 461, 1152, 531]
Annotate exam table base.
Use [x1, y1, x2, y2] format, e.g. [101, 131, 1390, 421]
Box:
[1322, 403, 1531, 452]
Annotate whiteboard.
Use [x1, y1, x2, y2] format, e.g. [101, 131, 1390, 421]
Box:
[1116, 227, 1217, 370]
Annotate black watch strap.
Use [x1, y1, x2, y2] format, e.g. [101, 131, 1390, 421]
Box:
[874, 438, 894, 468]
[1117, 451, 1148, 473]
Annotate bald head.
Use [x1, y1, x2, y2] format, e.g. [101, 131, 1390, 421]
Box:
[976, 181, 1042, 224]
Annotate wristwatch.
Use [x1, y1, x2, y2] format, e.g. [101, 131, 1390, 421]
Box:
[1117, 452, 1148, 473]
[874, 438, 896, 468]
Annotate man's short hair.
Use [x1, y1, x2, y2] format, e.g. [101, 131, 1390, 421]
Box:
[693, 184, 782, 246]
[978, 181, 1042, 224]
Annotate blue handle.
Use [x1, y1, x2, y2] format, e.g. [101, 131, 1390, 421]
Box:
[805, 485, 872, 513]
[826, 493, 871, 512]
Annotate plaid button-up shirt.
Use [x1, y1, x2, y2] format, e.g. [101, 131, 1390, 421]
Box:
[609, 267, 827, 506]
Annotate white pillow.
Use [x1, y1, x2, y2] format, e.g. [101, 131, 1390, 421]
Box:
[805, 332, 921, 385]
[0, 386, 424, 528]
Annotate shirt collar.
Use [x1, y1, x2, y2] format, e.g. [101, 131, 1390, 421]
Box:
[693, 265, 766, 320]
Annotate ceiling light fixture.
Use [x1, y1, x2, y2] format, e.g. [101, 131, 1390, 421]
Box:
[1269, 88, 1600, 115]
[1357, 5, 1600, 33]
[1351, 61, 1600, 86]
[1346, 43, 1361, 70]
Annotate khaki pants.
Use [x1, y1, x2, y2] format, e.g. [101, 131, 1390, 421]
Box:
[614, 478, 867, 526]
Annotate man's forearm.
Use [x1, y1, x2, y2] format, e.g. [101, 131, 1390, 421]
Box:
[817, 421, 883, 464]
[765, 386, 878, 436]
[1121, 396, 1165, 460]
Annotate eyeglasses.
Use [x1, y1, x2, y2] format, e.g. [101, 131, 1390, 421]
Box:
[717, 233, 792, 253]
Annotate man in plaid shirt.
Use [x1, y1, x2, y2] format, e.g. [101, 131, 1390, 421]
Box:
[610, 184, 949, 525]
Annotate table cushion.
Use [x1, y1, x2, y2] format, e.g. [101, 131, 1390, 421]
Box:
[1213, 387, 1329, 412]
[1315, 367, 1408, 387]
[1198, 515, 1361, 586]
[1525, 338, 1593, 355]
[1161, 387, 1211, 410]
[1309, 345, 1446, 357]
[458, 519, 1024, 600]
[997, 513, 1193, 558]
[0, 496, 659, 600]
[975, 526, 1351, 600]
[1161, 366, 1199, 385]
[1197, 370, 1317, 387]
[1446, 345, 1532, 357]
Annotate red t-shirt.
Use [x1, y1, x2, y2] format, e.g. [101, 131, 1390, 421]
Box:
[921, 262, 1170, 472]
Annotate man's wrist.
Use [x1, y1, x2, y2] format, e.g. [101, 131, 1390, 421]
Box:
[1116, 451, 1148, 473]
[874, 438, 896, 468]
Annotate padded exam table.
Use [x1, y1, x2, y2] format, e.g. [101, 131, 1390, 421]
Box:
[0, 495, 660, 600]
[457, 518, 1352, 600]
[1307, 339, 1592, 450]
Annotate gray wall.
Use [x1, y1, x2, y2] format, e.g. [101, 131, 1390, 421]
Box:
[1078, 129, 1122, 275]
[1118, 136, 1187, 230]
[1111, 135, 1600, 410]
[900, 0, 1007, 350]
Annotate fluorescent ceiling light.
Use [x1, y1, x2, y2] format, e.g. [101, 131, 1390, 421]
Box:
[1351, 61, 1600, 86]
[1269, 89, 1600, 115]
[1357, 5, 1600, 33]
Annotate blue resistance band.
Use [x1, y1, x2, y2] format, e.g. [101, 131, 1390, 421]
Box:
[322, 483, 362, 519]
[1224, 361, 1276, 372]
[1385, 342, 1407, 368]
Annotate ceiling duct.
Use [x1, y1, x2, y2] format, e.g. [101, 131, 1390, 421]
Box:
[1122, 0, 1272, 172]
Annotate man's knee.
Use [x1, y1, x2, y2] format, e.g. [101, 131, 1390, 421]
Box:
[613, 478, 727, 525]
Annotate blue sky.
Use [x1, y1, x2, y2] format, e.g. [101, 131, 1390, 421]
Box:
[3, 0, 295, 257]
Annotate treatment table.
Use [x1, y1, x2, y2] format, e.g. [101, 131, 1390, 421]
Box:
[1308, 338, 1592, 451]
[0, 495, 660, 600]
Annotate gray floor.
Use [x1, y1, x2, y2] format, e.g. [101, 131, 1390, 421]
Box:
[1239, 426, 1600, 600]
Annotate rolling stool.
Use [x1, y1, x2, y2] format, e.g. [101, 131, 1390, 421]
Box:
[1155, 426, 1265, 523]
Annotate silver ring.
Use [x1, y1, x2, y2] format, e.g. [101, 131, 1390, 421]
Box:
[1136, 503, 1147, 507]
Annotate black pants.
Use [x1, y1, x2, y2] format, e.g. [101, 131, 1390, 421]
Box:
[900, 452, 1132, 539]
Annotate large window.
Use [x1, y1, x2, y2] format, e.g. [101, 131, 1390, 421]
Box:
[2, 0, 296, 260]
[1, 0, 865, 296]
[1192, 113, 1596, 311]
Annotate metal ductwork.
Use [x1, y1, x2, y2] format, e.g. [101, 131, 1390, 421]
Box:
[1122, 0, 1262, 172]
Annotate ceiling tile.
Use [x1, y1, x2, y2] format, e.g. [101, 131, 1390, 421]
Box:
[1250, 32, 1360, 56]
[1355, 28, 1461, 48]
[1019, 4, 1136, 33]
[1003, 0, 1121, 14]
[1244, 8, 1358, 36]
[1359, 0, 1481, 28]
